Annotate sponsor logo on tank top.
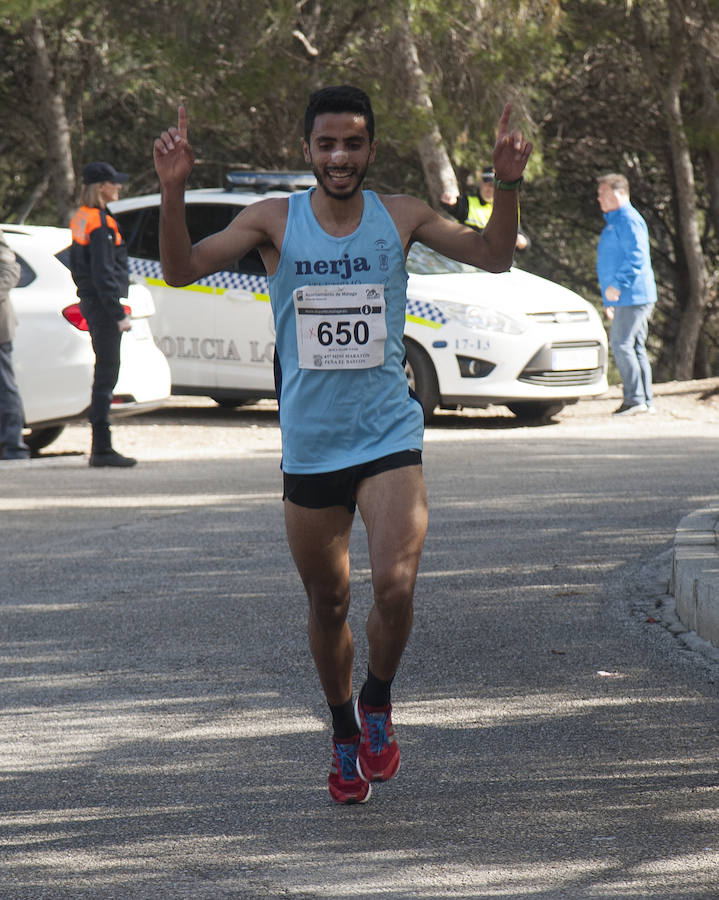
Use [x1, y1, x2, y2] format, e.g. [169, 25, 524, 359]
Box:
[294, 254, 371, 280]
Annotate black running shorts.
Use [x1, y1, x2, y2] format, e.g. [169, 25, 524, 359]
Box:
[283, 449, 422, 513]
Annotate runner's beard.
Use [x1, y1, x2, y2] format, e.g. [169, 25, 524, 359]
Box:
[312, 160, 369, 200]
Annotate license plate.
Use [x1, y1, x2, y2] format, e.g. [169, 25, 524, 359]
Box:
[551, 347, 598, 371]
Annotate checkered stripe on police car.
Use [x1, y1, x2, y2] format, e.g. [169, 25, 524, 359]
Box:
[128, 257, 268, 294]
[128, 257, 446, 325]
[405, 298, 448, 325]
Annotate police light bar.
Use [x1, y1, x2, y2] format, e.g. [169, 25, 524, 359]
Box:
[225, 171, 316, 192]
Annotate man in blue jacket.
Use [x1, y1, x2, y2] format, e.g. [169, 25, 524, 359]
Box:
[596, 173, 657, 416]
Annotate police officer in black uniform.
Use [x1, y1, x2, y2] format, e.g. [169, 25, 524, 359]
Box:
[69, 161, 136, 467]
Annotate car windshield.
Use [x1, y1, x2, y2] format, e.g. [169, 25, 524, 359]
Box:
[406, 242, 479, 275]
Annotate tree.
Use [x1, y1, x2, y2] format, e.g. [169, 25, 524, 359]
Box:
[1, 1, 149, 223]
[394, 11, 460, 206]
[22, 12, 75, 224]
[531, 0, 718, 381]
[631, 0, 717, 380]
[2, 0, 714, 384]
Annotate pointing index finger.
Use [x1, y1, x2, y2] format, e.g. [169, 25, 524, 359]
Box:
[496, 102, 512, 140]
[177, 104, 188, 141]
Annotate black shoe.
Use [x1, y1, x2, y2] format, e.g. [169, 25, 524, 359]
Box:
[89, 450, 137, 467]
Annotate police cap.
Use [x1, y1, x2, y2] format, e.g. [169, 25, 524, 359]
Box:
[82, 161, 129, 185]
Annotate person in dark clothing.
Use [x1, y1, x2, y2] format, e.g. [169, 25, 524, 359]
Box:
[441, 166, 530, 250]
[0, 228, 30, 460]
[69, 161, 136, 467]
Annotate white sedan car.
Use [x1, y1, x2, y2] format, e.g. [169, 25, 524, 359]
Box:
[3, 224, 171, 452]
[110, 173, 607, 422]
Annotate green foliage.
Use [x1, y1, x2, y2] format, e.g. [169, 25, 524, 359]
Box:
[1, 0, 716, 378]
[524, 0, 719, 380]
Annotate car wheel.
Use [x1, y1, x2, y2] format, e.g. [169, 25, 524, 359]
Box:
[403, 339, 439, 424]
[212, 397, 252, 409]
[507, 401, 565, 421]
[24, 425, 66, 453]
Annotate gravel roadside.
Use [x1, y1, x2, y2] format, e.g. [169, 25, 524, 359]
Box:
[28, 375, 719, 465]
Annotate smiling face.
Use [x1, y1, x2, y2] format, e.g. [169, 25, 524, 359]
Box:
[303, 112, 376, 200]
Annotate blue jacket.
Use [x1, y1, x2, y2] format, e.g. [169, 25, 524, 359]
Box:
[596, 202, 657, 307]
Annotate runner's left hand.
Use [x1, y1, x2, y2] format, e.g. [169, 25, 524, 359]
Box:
[492, 104, 532, 183]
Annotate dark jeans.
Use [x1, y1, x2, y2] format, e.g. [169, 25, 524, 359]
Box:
[0, 340, 30, 458]
[81, 303, 122, 428]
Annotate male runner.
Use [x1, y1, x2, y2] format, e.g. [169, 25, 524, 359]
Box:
[153, 85, 531, 804]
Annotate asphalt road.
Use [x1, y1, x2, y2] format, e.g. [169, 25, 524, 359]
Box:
[2, 391, 719, 899]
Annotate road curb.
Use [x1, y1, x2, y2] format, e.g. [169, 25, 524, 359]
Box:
[671, 508, 719, 648]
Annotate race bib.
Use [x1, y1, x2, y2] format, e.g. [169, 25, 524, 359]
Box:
[293, 283, 387, 369]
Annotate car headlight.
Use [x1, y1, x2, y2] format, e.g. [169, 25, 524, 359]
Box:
[440, 301, 525, 335]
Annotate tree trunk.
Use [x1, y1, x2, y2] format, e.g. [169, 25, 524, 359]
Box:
[668, 71, 709, 380]
[24, 14, 76, 225]
[697, 57, 719, 243]
[15, 174, 50, 224]
[632, 2, 710, 381]
[395, 15, 458, 207]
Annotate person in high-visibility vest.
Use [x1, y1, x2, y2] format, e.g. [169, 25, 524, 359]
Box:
[441, 167, 530, 250]
[69, 161, 137, 467]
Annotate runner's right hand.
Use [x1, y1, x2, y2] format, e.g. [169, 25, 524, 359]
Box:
[153, 105, 195, 186]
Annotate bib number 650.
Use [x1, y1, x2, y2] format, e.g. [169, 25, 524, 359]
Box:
[318, 320, 370, 346]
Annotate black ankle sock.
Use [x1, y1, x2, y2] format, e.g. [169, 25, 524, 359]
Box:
[361, 668, 393, 708]
[329, 699, 359, 740]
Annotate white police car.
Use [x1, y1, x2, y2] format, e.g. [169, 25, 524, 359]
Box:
[110, 172, 607, 423]
[3, 224, 171, 452]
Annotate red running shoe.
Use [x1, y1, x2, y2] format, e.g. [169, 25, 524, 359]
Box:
[354, 696, 401, 783]
[328, 736, 371, 804]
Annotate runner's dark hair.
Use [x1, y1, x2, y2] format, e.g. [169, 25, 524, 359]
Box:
[304, 85, 375, 143]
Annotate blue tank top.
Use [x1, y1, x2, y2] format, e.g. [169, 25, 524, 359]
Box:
[269, 189, 424, 474]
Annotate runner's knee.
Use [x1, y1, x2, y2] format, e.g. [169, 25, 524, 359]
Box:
[307, 585, 351, 628]
[371, 569, 415, 622]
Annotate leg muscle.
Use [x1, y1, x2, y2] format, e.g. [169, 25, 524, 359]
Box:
[284, 501, 355, 705]
[356, 465, 428, 680]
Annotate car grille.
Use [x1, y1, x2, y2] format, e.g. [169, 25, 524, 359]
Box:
[518, 340, 606, 387]
[525, 310, 591, 324]
[519, 368, 604, 386]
